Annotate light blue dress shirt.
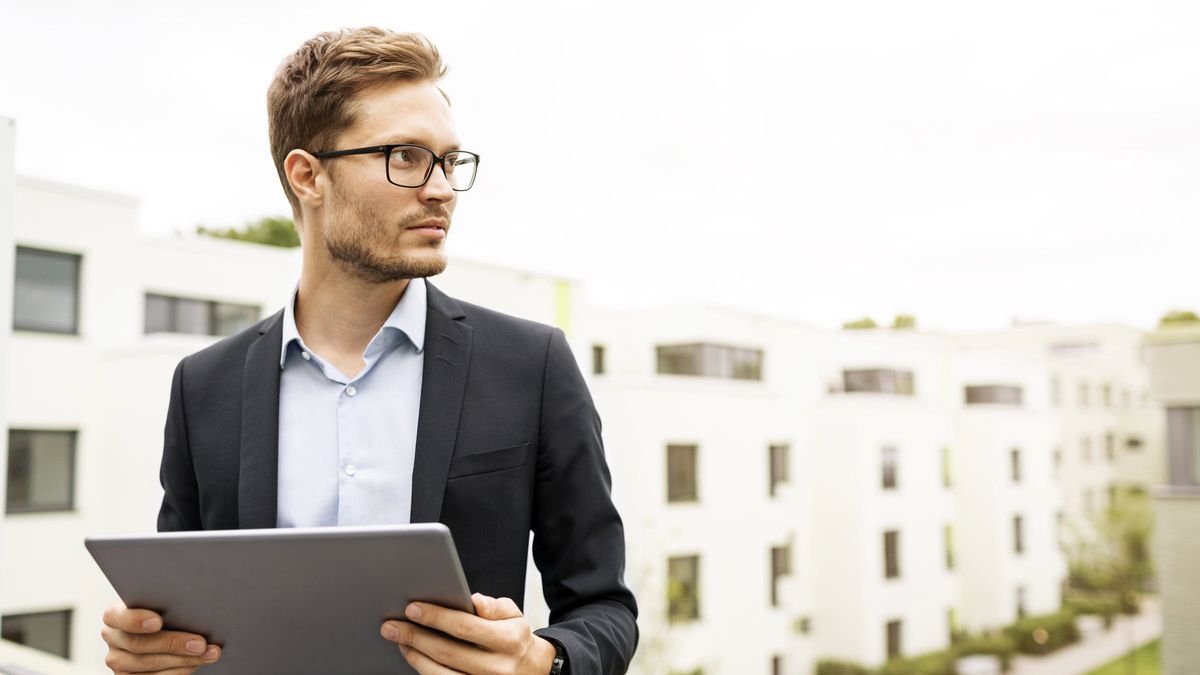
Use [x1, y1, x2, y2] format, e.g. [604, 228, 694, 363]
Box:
[276, 278, 426, 527]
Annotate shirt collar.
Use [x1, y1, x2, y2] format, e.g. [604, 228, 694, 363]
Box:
[279, 277, 428, 369]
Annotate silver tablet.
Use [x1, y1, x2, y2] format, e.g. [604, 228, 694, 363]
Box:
[85, 523, 473, 674]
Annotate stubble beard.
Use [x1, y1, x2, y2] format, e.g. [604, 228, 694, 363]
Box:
[324, 196, 450, 284]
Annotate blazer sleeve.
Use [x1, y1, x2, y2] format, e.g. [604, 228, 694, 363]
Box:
[531, 328, 639, 675]
[156, 358, 203, 532]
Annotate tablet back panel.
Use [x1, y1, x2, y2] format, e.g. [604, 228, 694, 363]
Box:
[86, 524, 472, 674]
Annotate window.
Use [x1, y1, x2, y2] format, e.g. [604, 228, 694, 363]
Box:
[881, 445, 898, 490]
[1078, 381, 1090, 407]
[1107, 484, 1118, 509]
[144, 293, 260, 337]
[768, 443, 789, 498]
[656, 343, 763, 380]
[591, 345, 605, 375]
[1050, 377, 1061, 407]
[964, 385, 1023, 405]
[886, 619, 903, 660]
[1, 609, 72, 658]
[884, 530, 901, 579]
[667, 555, 700, 623]
[948, 608, 959, 643]
[1011, 448, 1022, 483]
[772, 655, 783, 675]
[1126, 435, 1144, 452]
[1105, 432, 1115, 461]
[1016, 586, 1028, 618]
[944, 524, 955, 570]
[6, 430, 76, 513]
[1102, 383, 1113, 408]
[942, 446, 952, 488]
[770, 545, 791, 607]
[843, 368, 914, 395]
[667, 444, 698, 503]
[1081, 436, 1092, 463]
[1013, 515, 1025, 555]
[13, 246, 81, 334]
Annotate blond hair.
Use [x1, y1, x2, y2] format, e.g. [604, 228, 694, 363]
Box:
[267, 27, 447, 211]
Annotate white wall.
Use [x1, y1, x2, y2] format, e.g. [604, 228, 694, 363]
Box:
[0, 117, 15, 626]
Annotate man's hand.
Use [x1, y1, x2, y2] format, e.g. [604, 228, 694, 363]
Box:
[380, 593, 558, 675]
[100, 603, 221, 674]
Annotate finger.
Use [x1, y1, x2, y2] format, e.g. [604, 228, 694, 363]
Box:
[404, 603, 491, 644]
[103, 604, 165, 634]
[395, 623, 494, 674]
[484, 595, 523, 621]
[102, 627, 217, 657]
[399, 643, 466, 675]
[104, 645, 219, 673]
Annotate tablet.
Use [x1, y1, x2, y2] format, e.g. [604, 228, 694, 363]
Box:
[85, 523, 473, 674]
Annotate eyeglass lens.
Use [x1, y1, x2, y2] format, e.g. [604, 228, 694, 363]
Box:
[387, 147, 478, 190]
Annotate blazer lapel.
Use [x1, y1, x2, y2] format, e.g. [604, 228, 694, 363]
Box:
[238, 310, 284, 529]
[410, 283, 473, 524]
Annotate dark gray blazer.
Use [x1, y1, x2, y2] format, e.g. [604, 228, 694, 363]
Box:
[156, 281, 638, 675]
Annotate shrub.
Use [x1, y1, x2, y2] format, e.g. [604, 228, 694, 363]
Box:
[1004, 610, 1081, 655]
[1065, 592, 1120, 627]
[953, 633, 1016, 672]
[816, 660, 870, 675]
[877, 650, 957, 675]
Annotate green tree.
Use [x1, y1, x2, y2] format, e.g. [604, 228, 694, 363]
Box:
[197, 216, 300, 248]
[1159, 309, 1200, 327]
[842, 317, 877, 330]
[891, 314, 916, 330]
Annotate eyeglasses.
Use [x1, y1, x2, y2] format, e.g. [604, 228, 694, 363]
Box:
[311, 144, 480, 191]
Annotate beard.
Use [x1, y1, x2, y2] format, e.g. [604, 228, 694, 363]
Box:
[323, 190, 450, 284]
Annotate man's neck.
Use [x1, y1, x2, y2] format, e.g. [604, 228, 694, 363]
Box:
[294, 268, 410, 369]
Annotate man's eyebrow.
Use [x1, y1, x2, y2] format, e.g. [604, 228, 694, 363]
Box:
[381, 137, 462, 152]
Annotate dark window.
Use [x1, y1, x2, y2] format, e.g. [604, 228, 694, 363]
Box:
[667, 444, 698, 503]
[770, 545, 791, 607]
[964, 385, 1024, 405]
[769, 444, 789, 497]
[843, 369, 914, 395]
[881, 446, 898, 490]
[1013, 515, 1025, 555]
[1, 609, 72, 659]
[884, 530, 900, 579]
[656, 343, 763, 380]
[667, 555, 700, 623]
[13, 246, 81, 334]
[1016, 586, 1027, 618]
[886, 619, 902, 660]
[6, 430, 76, 513]
[591, 345, 605, 375]
[1105, 433, 1116, 461]
[772, 655, 783, 675]
[144, 293, 259, 337]
[944, 525, 954, 570]
[1126, 435, 1144, 452]
[1011, 448, 1021, 483]
[942, 446, 952, 488]
[1107, 484, 1118, 509]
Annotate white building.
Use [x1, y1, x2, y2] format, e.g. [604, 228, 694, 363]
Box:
[0, 119, 1166, 674]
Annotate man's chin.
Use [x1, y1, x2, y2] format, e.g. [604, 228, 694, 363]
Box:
[338, 252, 447, 283]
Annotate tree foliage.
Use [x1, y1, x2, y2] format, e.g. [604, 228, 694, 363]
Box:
[891, 314, 917, 330]
[196, 216, 300, 248]
[842, 317, 877, 330]
[1159, 309, 1200, 327]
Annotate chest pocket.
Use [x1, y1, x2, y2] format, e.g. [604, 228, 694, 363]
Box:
[447, 442, 530, 479]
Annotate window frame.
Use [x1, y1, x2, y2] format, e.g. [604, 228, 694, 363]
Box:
[6, 429, 78, 514]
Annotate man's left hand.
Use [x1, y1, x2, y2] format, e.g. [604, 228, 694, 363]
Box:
[381, 593, 558, 674]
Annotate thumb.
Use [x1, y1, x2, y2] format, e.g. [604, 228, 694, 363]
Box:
[472, 593, 522, 620]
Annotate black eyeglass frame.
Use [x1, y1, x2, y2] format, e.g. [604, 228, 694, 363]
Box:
[311, 144, 481, 191]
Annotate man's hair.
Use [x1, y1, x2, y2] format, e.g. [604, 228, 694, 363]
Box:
[267, 27, 447, 211]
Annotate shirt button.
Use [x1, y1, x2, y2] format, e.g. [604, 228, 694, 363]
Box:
[301, 351, 311, 361]
[346, 385, 357, 397]
[345, 464, 357, 476]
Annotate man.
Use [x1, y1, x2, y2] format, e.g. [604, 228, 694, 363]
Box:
[99, 27, 637, 675]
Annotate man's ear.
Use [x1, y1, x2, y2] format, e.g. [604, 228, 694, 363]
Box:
[285, 149, 324, 209]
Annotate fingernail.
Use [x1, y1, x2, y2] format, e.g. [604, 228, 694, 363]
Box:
[382, 624, 399, 640]
[142, 618, 160, 631]
[204, 646, 219, 660]
[406, 604, 422, 619]
[186, 639, 205, 654]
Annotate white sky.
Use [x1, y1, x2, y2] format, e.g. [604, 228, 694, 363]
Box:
[2, 0, 1198, 332]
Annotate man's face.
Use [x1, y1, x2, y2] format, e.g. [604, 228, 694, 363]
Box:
[318, 79, 461, 283]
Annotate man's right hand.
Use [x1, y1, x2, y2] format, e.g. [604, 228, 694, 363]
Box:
[101, 603, 221, 674]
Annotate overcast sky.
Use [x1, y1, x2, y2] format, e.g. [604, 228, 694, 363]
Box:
[2, 0, 1198, 332]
